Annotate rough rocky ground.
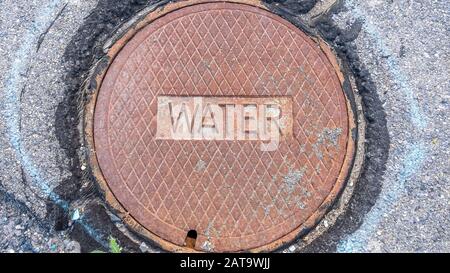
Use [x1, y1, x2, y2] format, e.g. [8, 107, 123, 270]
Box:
[0, 0, 448, 253]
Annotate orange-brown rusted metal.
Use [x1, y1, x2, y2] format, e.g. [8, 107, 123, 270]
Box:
[84, 0, 358, 252]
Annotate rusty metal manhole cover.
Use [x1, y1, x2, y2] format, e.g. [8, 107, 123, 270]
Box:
[87, 1, 357, 252]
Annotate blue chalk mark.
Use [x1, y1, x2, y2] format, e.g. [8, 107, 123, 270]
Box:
[77, 216, 110, 249]
[1, 0, 429, 253]
[2, 0, 68, 208]
[337, 1, 428, 252]
[2, 0, 107, 250]
[338, 144, 426, 252]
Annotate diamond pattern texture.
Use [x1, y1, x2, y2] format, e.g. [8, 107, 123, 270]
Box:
[94, 3, 348, 252]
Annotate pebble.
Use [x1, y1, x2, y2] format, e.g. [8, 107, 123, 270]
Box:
[139, 242, 150, 253]
[71, 209, 80, 221]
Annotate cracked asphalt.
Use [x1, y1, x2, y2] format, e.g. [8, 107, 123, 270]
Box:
[0, 0, 448, 253]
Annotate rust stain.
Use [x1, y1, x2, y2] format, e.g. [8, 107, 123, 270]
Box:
[83, 0, 359, 253]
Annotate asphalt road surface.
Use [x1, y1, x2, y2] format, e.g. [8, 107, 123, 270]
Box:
[0, 0, 448, 253]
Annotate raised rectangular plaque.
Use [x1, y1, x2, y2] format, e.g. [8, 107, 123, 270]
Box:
[156, 96, 293, 141]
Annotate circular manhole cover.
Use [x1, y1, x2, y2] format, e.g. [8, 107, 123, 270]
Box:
[87, 1, 357, 252]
